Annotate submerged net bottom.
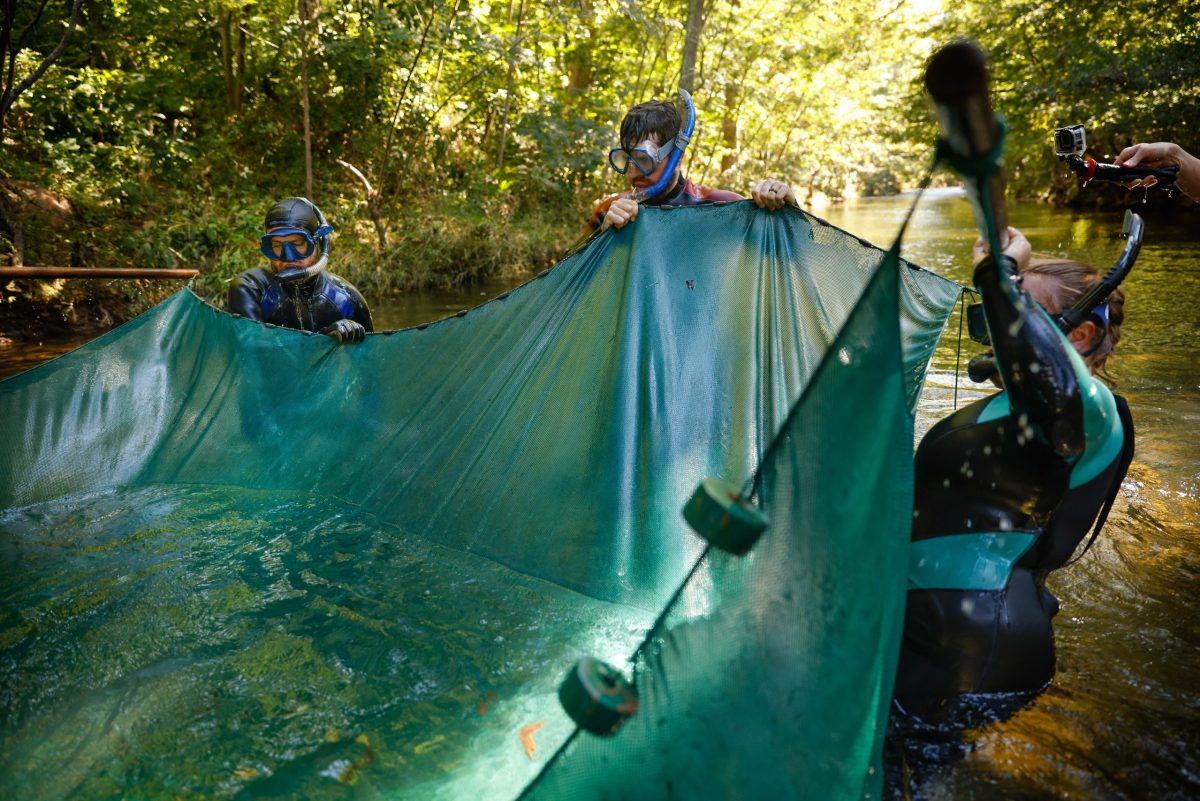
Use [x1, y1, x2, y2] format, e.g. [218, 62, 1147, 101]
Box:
[0, 205, 960, 799]
[0, 485, 652, 800]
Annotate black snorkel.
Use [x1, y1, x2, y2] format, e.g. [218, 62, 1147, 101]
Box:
[923, 41, 1012, 386]
[966, 209, 1144, 382]
[629, 88, 696, 203]
[926, 42, 1010, 261]
[1057, 209, 1141, 332]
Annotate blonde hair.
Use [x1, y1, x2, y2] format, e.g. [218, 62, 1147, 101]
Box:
[1021, 255, 1125, 384]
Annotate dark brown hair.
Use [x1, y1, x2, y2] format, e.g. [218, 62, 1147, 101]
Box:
[619, 101, 681, 150]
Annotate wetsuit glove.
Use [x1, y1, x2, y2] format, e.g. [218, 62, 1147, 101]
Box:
[320, 319, 366, 344]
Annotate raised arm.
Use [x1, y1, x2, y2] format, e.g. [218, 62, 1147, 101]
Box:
[974, 240, 1084, 458]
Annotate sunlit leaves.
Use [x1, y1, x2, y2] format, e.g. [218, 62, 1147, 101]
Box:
[3, 0, 1196, 278]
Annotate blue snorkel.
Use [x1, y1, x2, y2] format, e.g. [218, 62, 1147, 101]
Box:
[629, 89, 696, 203]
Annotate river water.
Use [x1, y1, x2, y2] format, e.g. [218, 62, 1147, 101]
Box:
[823, 192, 1200, 800]
[1, 193, 1197, 799]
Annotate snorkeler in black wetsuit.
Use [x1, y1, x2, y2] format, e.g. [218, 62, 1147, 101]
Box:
[894, 228, 1135, 721]
[228, 197, 373, 343]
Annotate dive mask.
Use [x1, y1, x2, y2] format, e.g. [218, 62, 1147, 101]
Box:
[967, 299, 1109, 350]
[260, 227, 322, 263]
[608, 139, 673, 177]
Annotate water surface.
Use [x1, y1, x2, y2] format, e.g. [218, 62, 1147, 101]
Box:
[824, 192, 1200, 800]
[0, 485, 650, 800]
[2, 195, 1197, 799]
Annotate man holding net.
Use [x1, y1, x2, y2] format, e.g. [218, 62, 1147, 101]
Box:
[228, 197, 373, 344]
[586, 97, 798, 233]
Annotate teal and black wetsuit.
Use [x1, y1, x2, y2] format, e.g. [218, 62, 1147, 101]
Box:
[894, 254, 1135, 719]
[228, 267, 373, 335]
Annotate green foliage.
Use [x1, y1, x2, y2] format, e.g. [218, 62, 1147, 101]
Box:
[2, 0, 1197, 310]
[903, 0, 1200, 200]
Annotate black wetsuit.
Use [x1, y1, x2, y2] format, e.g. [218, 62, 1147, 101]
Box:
[894, 255, 1135, 720]
[227, 267, 373, 334]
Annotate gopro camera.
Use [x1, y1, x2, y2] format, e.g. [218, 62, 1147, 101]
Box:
[1054, 125, 1086, 158]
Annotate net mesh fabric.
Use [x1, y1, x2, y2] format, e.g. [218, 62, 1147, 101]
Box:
[521, 240, 914, 801]
[0, 202, 958, 800]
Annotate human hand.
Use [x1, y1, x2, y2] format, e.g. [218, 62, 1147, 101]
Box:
[1116, 142, 1180, 169]
[321, 319, 366, 344]
[601, 197, 640, 230]
[1115, 141, 1200, 200]
[1114, 142, 1180, 191]
[972, 226, 1031, 271]
[750, 179, 796, 211]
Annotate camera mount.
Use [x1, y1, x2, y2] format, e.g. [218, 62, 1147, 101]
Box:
[1055, 124, 1179, 189]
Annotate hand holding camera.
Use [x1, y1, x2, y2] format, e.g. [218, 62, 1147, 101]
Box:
[1115, 142, 1200, 201]
[1054, 124, 1180, 190]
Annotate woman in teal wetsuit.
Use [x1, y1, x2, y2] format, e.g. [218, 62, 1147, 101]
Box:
[894, 226, 1135, 721]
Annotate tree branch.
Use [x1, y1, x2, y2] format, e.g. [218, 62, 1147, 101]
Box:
[336, 159, 389, 250]
[13, 0, 54, 59]
[336, 158, 375, 196]
[379, 2, 442, 185]
[0, 0, 85, 124]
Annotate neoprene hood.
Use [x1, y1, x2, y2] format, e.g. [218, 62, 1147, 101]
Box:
[264, 197, 332, 239]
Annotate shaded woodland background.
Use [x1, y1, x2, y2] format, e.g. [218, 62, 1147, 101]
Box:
[2, 0, 1197, 305]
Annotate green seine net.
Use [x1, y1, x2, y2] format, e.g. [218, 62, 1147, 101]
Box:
[0, 202, 959, 800]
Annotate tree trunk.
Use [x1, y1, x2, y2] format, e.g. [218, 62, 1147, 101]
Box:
[633, 26, 672, 104]
[220, 11, 233, 112]
[495, 0, 526, 172]
[679, 0, 704, 95]
[563, 0, 595, 107]
[431, 0, 462, 99]
[0, 191, 24, 267]
[235, 10, 245, 114]
[0, 0, 16, 140]
[299, 0, 316, 199]
[720, 82, 737, 173]
[378, 3, 440, 195]
[301, 41, 313, 199]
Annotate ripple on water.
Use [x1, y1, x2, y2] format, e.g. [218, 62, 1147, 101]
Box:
[908, 353, 1200, 800]
[0, 484, 654, 800]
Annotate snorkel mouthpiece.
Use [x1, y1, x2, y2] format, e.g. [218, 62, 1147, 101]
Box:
[968, 353, 999, 383]
[629, 88, 696, 203]
[275, 255, 329, 284]
[275, 266, 310, 282]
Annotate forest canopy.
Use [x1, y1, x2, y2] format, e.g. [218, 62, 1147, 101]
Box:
[2, 0, 1197, 294]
